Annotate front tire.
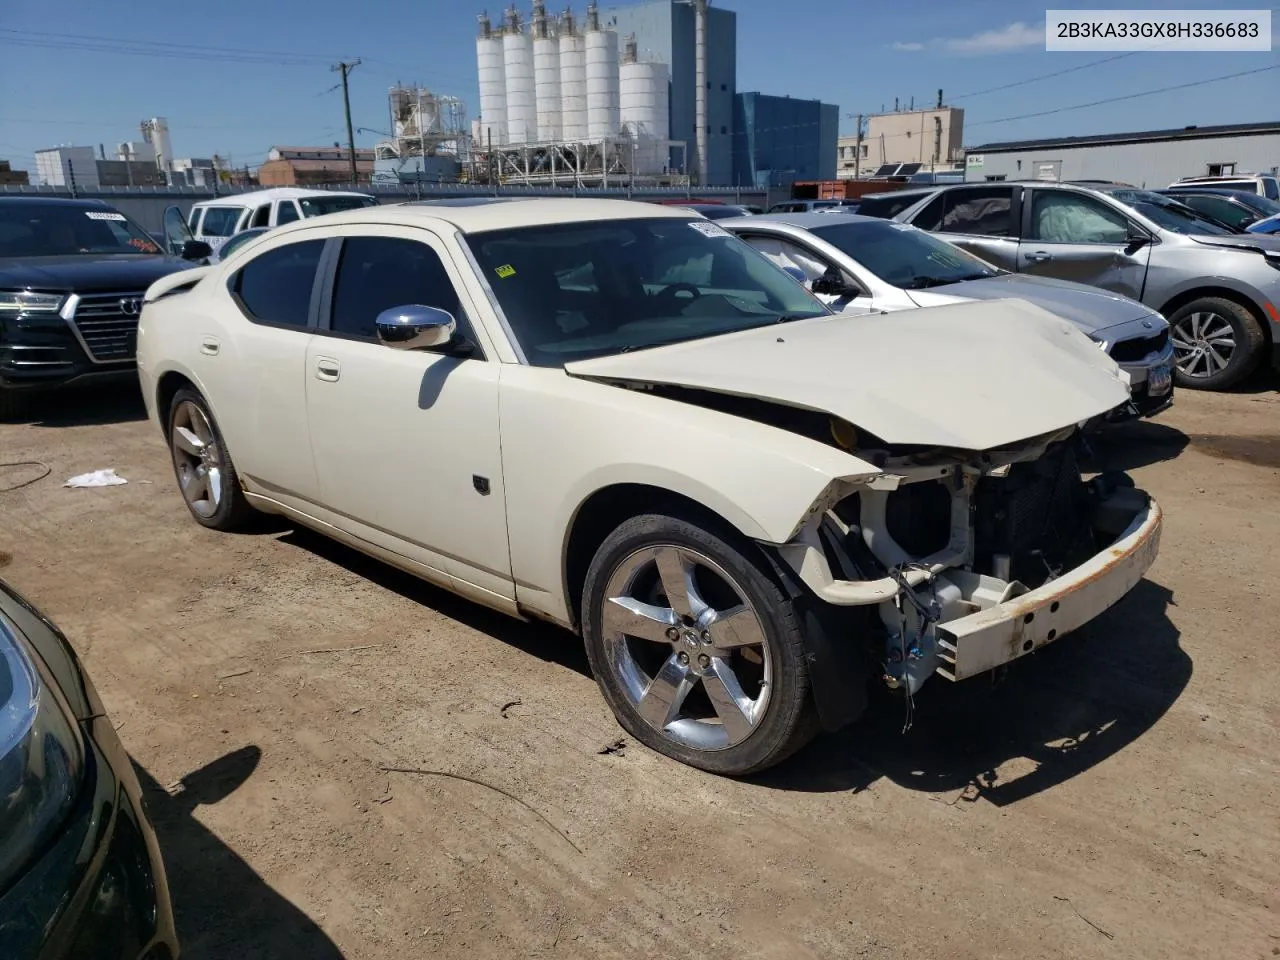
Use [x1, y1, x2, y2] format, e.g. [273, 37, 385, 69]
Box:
[1168, 297, 1265, 390]
[167, 387, 254, 530]
[582, 513, 817, 776]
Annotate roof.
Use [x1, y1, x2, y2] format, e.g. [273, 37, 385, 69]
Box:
[193, 187, 374, 208]
[261, 197, 698, 236]
[0, 196, 108, 207]
[967, 120, 1280, 154]
[723, 211, 880, 229]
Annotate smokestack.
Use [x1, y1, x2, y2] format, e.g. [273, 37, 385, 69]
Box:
[936, 88, 943, 108]
[894, 96, 899, 112]
[694, 0, 708, 185]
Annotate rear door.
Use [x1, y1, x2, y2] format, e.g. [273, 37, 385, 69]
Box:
[908, 185, 1021, 270]
[1018, 188, 1150, 300]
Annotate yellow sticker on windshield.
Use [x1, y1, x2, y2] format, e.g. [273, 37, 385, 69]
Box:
[495, 264, 516, 278]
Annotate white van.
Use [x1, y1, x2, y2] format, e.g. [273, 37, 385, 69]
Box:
[186, 188, 378, 252]
[1171, 174, 1280, 201]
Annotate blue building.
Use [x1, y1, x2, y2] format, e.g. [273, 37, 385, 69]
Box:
[733, 93, 839, 189]
[601, 0, 737, 185]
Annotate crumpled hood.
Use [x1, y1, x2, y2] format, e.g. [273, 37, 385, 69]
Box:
[566, 299, 1131, 451]
[907, 273, 1152, 334]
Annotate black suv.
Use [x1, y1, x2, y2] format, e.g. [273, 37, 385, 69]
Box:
[0, 197, 209, 416]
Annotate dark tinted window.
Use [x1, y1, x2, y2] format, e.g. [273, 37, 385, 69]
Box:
[1176, 194, 1251, 226]
[1263, 177, 1279, 201]
[936, 187, 1014, 236]
[233, 239, 324, 327]
[299, 195, 378, 217]
[329, 236, 464, 340]
[907, 193, 946, 230]
[250, 204, 271, 228]
[276, 201, 300, 225]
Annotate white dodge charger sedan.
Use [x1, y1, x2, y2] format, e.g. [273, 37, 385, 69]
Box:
[138, 198, 1163, 775]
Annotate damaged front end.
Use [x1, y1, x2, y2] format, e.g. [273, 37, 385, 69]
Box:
[772, 426, 1162, 700]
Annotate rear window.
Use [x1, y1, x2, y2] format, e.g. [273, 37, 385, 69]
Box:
[857, 192, 934, 220]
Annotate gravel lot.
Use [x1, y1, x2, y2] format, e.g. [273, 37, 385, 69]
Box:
[2, 379, 1278, 960]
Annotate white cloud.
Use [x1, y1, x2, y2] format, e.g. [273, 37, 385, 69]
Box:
[943, 21, 1044, 54]
[889, 21, 1045, 56]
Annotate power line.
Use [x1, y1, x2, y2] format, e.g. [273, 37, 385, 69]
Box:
[968, 63, 1280, 128]
[948, 52, 1141, 102]
[0, 28, 342, 66]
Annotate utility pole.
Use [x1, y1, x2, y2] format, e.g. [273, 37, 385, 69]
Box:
[854, 113, 864, 180]
[332, 59, 362, 184]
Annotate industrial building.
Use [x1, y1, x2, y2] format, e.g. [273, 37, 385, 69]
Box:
[373, 87, 468, 184]
[0, 160, 30, 185]
[471, 0, 835, 188]
[734, 93, 838, 188]
[257, 145, 376, 185]
[837, 103, 964, 180]
[963, 121, 1280, 187]
[33, 146, 164, 188]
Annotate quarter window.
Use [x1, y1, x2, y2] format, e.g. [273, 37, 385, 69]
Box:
[329, 236, 472, 344]
[232, 239, 325, 328]
[1029, 192, 1130, 244]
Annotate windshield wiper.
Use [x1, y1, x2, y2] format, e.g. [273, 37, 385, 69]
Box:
[902, 276, 957, 289]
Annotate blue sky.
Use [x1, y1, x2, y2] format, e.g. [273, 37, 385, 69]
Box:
[1, 0, 1276, 172]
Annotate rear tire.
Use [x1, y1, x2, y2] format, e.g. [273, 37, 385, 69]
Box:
[167, 387, 254, 530]
[582, 512, 818, 776]
[1168, 297, 1265, 390]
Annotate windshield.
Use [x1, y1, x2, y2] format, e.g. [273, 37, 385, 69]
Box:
[466, 217, 830, 367]
[811, 219, 998, 288]
[1109, 189, 1235, 235]
[0, 202, 162, 257]
[299, 195, 378, 217]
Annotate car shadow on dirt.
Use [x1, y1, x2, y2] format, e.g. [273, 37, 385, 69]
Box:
[1088, 419, 1189, 471]
[275, 526, 593, 679]
[2, 381, 148, 427]
[133, 745, 346, 959]
[758, 579, 1188, 806]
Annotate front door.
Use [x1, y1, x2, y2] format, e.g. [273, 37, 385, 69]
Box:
[161, 204, 194, 257]
[303, 230, 512, 601]
[1018, 189, 1150, 301]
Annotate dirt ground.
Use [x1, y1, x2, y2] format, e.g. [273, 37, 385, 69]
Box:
[2, 377, 1278, 960]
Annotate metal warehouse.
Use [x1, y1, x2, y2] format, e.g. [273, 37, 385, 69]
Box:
[963, 121, 1280, 189]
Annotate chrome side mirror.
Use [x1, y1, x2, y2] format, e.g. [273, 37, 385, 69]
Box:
[375, 304, 456, 350]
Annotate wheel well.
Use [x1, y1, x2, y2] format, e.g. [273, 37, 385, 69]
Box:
[1157, 287, 1271, 344]
[155, 371, 196, 437]
[562, 484, 756, 632]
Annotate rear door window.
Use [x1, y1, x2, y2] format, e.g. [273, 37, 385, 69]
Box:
[935, 187, 1015, 236]
[250, 204, 272, 228]
[231, 239, 325, 328]
[276, 201, 300, 225]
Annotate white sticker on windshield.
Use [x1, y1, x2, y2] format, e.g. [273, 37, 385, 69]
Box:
[85, 211, 127, 221]
[688, 220, 731, 238]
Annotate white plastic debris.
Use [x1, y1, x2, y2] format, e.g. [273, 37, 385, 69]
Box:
[64, 469, 128, 488]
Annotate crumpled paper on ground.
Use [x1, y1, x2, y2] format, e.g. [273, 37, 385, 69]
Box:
[64, 468, 128, 488]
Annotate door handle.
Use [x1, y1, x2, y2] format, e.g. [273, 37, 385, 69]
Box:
[1024, 251, 1053, 263]
[199, 337, 220, 356]
[315, 357, 341, 382]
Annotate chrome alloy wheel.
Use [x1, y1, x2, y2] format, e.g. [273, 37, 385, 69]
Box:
[170, 400, 224, 518]
[1171, 310, 1236, 379]
[601, 545, 772, 752]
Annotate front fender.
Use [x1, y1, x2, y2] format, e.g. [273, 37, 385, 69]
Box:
[498, 367, 879, 624]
